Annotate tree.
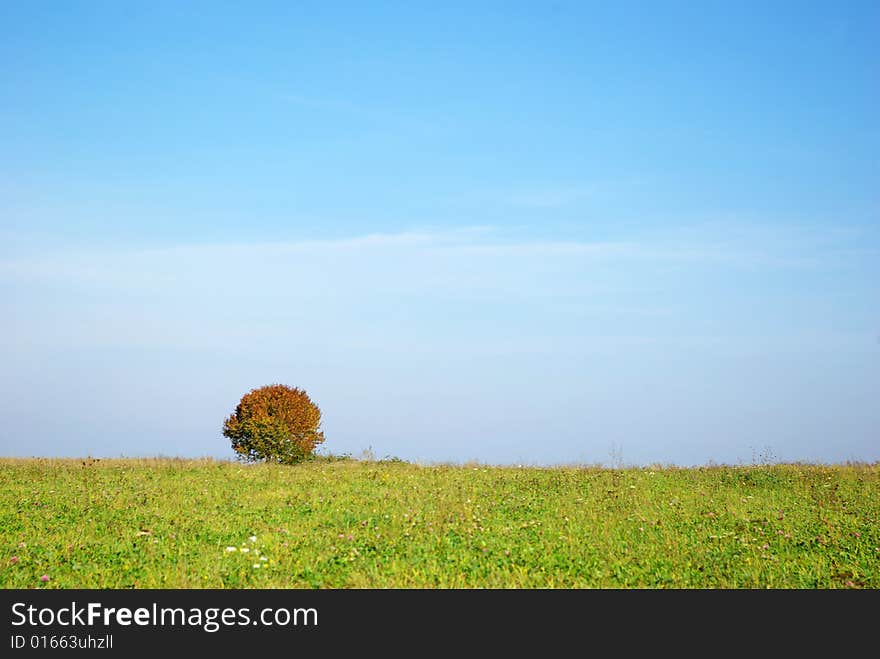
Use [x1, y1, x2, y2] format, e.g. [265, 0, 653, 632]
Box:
[222, 384, 325, 464]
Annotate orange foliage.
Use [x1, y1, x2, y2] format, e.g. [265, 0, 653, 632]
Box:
[222, 384, 325, 463]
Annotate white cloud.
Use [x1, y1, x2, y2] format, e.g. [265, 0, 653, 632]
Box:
[0, 221, 870, 352]
[3, 220, 851, 286]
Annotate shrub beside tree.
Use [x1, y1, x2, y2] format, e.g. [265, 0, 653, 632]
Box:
[222, 384, 325, 464]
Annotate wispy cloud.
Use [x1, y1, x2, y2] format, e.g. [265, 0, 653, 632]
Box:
[1, 222, 869, 288]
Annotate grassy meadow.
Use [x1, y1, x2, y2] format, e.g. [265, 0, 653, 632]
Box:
[1, 457, 877, 588]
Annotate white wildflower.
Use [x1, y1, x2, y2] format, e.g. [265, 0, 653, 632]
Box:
[225, 547, 237, 552]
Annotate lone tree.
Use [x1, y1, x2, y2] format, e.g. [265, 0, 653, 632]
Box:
[222, 384, 325, 464]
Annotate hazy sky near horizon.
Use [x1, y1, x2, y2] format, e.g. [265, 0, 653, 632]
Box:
[2, 2, 878, 466]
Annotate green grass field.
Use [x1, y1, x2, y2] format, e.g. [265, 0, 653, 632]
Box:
[1, 457, 877, 588]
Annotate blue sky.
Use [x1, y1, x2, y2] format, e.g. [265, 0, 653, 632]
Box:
[2, 1, 878, 465]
